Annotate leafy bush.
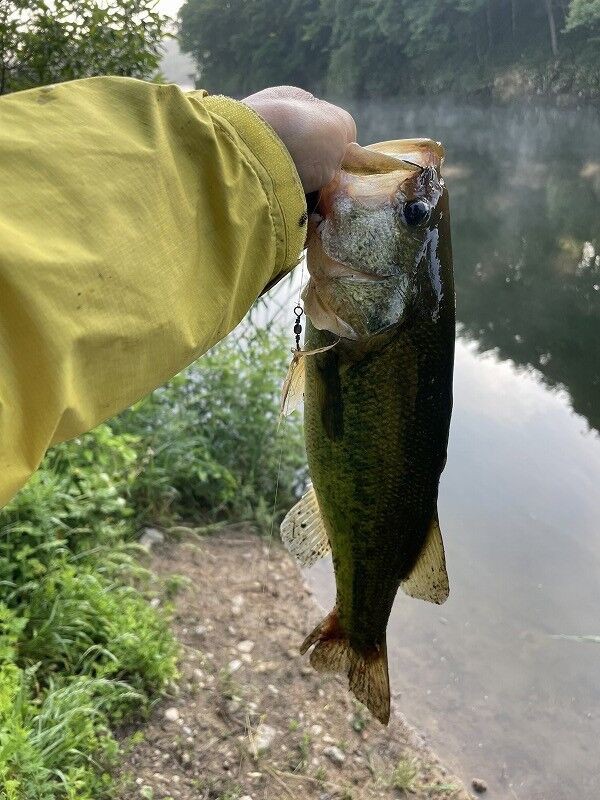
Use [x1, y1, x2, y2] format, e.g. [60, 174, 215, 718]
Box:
[114, 329, 306, 530]
[0, 658, 132, 800]
[0, 425, 178, 799]
[0, 325, 305, 798]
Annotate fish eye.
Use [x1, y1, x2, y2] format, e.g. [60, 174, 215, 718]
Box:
[403, 199, 431, 226]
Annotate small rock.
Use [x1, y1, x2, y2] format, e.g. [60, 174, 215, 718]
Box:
[228, 659, 242, 673]
[194, 625, 209, 637]
[241, 653, 252, 663]
[255, 660, 278, 673]
[251, 723, 277, 755]
[323, 745, 345, 766]
[164, 707, 179, 722]
[139, 527, 164, 550]
[472, 778, 487, 793]
[237, 640, 255, 653]
[239, 796, 253, 800]
[227, 699, 241, 714]
[149, 597, 161, 608]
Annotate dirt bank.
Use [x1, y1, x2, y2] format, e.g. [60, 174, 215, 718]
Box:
[119, 528, 474, 799]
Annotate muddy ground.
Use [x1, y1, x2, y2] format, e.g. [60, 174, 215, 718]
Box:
[119, 528, 476, 800]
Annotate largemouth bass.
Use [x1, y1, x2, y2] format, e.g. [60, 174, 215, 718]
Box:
[280, 139, 454, 724]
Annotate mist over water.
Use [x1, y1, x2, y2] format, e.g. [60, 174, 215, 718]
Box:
[301, 100, 600, 800]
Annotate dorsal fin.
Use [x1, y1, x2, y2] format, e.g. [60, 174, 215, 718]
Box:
[280, 485, 331, 567]
[400, 512, 449, 604]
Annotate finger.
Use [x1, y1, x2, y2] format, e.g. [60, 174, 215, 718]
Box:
[314, 98, 357, 144]
[244, 86, 314, 103]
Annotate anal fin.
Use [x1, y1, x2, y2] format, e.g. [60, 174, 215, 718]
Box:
[400, 511, 449, 604]
[280, 485, 331, 567]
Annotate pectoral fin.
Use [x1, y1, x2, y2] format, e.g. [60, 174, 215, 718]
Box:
[280, 353, 305, 418]
[400, 512, 449, 604]
[280, 485, 331, 567]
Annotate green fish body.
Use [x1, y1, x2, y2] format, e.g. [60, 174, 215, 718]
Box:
[281, 140, 454, 724]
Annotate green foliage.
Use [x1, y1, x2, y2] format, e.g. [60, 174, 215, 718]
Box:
[0, 424, 179, 798]
[0, 325, 305, 798]
[0, 661, 131, 800]
[178, 0, 328, 95]
[179, 0, 600, 99]
[390, 757, 419, 792]
[113, 330, 306, 531]
[0, 0, 170, 95]
[565, 0, 600, 30]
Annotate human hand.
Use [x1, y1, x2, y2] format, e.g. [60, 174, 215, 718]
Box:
[243, 86, 356, 194]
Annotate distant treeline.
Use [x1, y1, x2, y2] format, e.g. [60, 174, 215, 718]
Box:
[178, 0, 600, 100]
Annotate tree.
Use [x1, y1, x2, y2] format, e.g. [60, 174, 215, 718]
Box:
[177, 0, 600, 99]
[0, 0, 169, 95]
[179, 0, 327, 96]
[565, 0, 600, 30]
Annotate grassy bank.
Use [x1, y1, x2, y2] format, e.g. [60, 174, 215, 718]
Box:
[0, 330, 304, 799]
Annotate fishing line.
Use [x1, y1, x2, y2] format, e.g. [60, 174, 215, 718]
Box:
[258, 247, 308, 586]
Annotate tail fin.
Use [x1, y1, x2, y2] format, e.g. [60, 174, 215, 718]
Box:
[300, 610, 390, 725]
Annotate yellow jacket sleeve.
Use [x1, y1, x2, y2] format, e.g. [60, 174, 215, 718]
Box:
[0, 76, 307, 508]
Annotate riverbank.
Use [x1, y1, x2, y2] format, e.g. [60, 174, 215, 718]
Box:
[118, 528, 475, 799]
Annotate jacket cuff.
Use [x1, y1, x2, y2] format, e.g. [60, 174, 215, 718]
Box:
[193, 93, 307, 283]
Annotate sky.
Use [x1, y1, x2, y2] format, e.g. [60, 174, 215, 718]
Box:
[156, 0, 183, 17]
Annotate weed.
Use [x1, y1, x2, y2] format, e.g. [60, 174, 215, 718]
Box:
[391, 757, 420, 792]
[296, 731, 312, 772]
[163, 573, 192, 599]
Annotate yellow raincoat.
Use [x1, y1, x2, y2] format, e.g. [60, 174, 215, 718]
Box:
[0, 77, 307, 508]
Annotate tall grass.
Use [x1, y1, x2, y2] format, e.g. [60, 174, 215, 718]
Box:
[0, 326, 304, 798]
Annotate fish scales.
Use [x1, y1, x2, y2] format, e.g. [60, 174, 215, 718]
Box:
[280, 139, 454, 724]
[304, 212, 453, 650]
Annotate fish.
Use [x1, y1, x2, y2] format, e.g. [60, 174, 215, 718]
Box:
[280, 138, 455, 725]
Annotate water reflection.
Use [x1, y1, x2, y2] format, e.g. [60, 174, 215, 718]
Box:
[348, 100, 600, 432]
[308, 340, 600, 800]
[288, 100, 600, 800]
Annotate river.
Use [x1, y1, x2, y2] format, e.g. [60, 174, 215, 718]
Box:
[282, 99, 600, 800]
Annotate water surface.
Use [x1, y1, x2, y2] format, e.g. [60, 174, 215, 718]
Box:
[302, 100, 600, 800]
